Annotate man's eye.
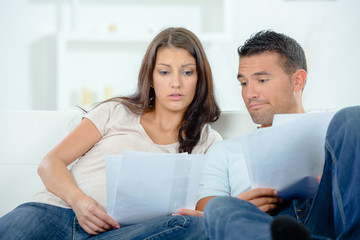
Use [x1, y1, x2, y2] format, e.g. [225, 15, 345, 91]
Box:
[240, 82, 247, 86]
[259, 79, 268, 83]
[183, 70, 193, 76]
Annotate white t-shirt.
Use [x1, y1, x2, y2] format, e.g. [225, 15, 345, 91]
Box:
[197, 135, 251, 201]
[32, 101, 222, 210]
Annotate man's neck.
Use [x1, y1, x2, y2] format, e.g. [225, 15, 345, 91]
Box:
[259, 108, 306, 128]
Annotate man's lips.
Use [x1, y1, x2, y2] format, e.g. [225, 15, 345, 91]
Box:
[248, 102, 267, 109]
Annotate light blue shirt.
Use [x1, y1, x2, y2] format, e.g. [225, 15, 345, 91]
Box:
[197, 136, 251, 201]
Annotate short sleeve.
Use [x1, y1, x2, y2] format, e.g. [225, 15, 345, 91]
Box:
[83, 102, 115, 136]
[197, 142, 232, 201]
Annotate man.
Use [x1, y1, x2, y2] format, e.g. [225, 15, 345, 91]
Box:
[195, 30, 360, 239]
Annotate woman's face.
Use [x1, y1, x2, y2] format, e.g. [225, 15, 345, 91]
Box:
[152, 46, 198, 115]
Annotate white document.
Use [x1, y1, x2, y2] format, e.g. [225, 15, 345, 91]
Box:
[241, 111, 336, 200]
[105, 151, 205, 225]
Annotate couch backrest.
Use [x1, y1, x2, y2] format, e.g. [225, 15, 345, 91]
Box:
[211, 111, 257, 138]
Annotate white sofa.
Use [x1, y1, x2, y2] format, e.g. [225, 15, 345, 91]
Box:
[0, 110, 257, 217]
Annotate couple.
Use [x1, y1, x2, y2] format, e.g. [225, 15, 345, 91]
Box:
[0, 27, 359, 240]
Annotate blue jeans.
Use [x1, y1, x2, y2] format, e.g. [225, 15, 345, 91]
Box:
[204, 106, 360, 240]
[0, 202, 206, 240]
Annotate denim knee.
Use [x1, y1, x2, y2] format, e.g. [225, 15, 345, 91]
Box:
[204, 196, 254, 225]
[328, 106, 360, 132]
[204, 196, 273, 240]
[0, 203, 51, 239]
[206, 196, 252, 212]
[0, 202, 75, 240]
[326, 106, 360, 153]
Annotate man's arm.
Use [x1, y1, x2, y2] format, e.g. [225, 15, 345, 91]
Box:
[196, 189, 281, 214]
[181, 139, 282, 216]
[196, 196, 216, 211]
[196, 142, 233, 206]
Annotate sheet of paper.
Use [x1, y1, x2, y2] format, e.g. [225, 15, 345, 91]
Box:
[241, 111, 336, 200]
[105, 151, 205, 225]
[105, 155, 122, 217]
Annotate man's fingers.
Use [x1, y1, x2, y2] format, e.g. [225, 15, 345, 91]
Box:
[247, 196, 282, 214]
[258, 203, 279, 213]
[238, 188, 278, 201]
[250, 196, 282, 207]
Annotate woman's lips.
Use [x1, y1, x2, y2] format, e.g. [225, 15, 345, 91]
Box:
[169, 94, 183, 100]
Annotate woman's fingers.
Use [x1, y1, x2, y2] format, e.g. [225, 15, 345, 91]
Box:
[176, 208, 204, 217]
[88, 203, 120, 230]
[73, 196, 120, 235]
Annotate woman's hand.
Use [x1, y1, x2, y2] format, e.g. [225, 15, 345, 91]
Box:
[237, 188, 282, 214]
[71, 193, 120, 235]
[174, 208, 204, 217]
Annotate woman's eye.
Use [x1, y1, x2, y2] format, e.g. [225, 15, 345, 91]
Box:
[183, 70, 193, 76]
[159, 70, 169, 75]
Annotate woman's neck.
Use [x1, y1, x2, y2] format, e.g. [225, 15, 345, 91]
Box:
[140, 110, 184, 145]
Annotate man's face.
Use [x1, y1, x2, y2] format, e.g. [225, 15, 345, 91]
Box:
[237, 52, 299, 127]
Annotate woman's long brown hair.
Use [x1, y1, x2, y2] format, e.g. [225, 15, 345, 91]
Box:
[96, 27, 220, 153]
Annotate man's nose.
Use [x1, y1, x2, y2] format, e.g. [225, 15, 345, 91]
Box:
[245, 82, 260, 99]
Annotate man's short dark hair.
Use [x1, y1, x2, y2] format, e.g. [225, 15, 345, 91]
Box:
[238, 30, 307, 75]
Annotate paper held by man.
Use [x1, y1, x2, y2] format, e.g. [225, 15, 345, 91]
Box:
[105, 151, 205, 225]
[241, 111, 337, 201]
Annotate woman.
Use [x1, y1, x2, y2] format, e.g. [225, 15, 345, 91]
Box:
[0, 27, 221, 239]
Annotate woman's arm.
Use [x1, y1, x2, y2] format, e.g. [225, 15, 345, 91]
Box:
[37, 118, 119, 234]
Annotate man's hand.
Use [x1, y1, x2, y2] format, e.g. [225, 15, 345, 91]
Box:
[72, 194, 120, 235]
[237, 188, 282, 214]
[173, 208, 204, 217]
[317, 174, 322, 183]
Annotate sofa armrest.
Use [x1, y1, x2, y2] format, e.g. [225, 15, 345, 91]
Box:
[0, 111, 81, 217]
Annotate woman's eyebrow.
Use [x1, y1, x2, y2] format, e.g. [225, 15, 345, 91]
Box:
[156, 63, 196, 67]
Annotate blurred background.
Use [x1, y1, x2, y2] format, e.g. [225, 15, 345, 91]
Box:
[0, 0, 359, 111]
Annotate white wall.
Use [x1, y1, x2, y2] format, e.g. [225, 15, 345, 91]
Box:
[229, 0, 360, 111]
[0, 0, 359, 111]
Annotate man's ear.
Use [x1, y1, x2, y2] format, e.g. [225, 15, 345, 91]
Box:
[292, 69, 307, 92]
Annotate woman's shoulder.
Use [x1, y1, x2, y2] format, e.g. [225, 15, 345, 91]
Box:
[202, 124, 223, 142]
[91, 100, 137, 116]
[192, 124, 223, 153]
[85, 100, 138, 125]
